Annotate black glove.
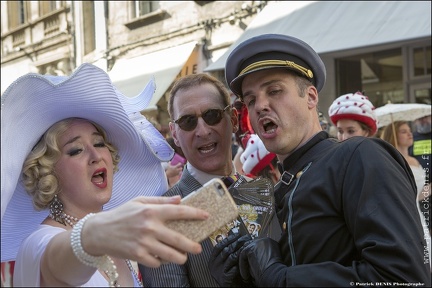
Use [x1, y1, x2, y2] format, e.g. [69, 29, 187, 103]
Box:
[239, 237, 283, 287]
[209, 233, 253, 287]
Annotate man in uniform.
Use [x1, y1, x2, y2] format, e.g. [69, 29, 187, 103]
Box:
[209, 34, 430, 286]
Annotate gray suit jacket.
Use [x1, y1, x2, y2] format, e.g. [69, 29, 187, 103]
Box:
[140, 167, 219, 287]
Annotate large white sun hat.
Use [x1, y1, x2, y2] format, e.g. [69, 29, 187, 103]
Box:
[1, 63, 174, 262]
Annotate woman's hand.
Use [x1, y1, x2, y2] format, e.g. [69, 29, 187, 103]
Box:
[81, 196, 209, 268]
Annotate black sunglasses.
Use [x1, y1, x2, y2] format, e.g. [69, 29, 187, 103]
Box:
[172, 105, 231, 131]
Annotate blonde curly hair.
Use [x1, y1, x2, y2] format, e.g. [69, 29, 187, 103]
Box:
[22, 118, 120, 210]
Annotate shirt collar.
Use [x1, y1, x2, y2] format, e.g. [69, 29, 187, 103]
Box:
[186, 162, 238, 186]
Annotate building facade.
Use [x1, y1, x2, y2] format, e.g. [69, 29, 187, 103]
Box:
[1, 0, 265, 136]
[2, 1, 430, 130]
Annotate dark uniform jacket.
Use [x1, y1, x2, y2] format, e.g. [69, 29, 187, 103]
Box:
[140, 167, 281, 287]
[267, 131, 430, 286]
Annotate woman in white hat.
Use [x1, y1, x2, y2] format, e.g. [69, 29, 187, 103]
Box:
[328, 91, 378, 141]
[1, 63, 209, 286]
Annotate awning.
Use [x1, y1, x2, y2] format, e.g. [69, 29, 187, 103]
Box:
[109, 41, 197, 110]
[205, 1, 431, 72]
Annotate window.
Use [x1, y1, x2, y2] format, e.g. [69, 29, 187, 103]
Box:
[39, 1, 64, 16]
[7, 1, 28, 30]
[125, 1, 165, 29]
[336, 48, 403, 107]
[410, 83, 431, 105]
[131, 1, 160, 18]
[82, 1, 96, 55]
[412, 45, 431, 78]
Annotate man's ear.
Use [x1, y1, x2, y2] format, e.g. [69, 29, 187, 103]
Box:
[231, 108, 239, 133]
[169, 122, 180, 146]
[306, 86, 319, 109]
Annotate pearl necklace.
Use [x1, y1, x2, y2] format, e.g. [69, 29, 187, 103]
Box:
[62, 212, 79, 227]
[50, 211, 79, 227]
[52, 213, 143, 286]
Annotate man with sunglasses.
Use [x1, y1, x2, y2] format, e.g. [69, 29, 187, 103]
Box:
[208, 34, 431, 286]
[140, 73, 241, 287]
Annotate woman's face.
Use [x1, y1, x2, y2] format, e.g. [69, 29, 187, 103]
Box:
[54, 119, 114, 215]
[337, 119, 369, 141]
[397, 123, 413, 148]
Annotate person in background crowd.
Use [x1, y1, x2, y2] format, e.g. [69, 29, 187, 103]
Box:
[409, 114, 431, 180]
[409, 114, 432, 246]
[140, 73, 241, 287]
[381, 121, 429, 198]
[232, 99, 255, 175]
[328, 91, 378, 141]
[318, 111, 337, 138]
[318, 111, 329, 132]
[231, 134, 240, 160]
[380, 121, 432, 265]
[208, 33, 430, 286]
[1, 63, 209, 287]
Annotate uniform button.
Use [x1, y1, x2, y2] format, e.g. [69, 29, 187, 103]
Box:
[296, 171, 303, 178]
[283, 222, 286, 230]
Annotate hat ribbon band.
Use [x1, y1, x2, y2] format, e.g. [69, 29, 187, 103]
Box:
[239, 60, 314, 80]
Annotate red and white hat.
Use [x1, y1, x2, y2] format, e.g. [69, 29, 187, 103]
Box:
[328, 92, 377, 135]
[240, 134, 276, 176]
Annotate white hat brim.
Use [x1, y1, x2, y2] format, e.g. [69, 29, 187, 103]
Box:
[1, 63, 173, 261]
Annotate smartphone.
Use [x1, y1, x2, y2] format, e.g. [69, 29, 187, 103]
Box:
[165, 178, 239, 243]
[170, 153, 187, 166]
